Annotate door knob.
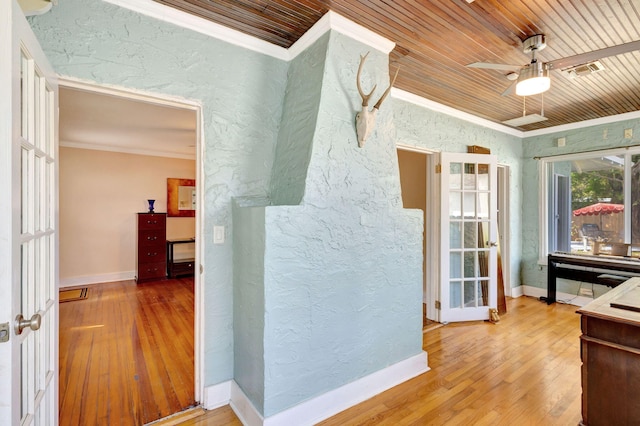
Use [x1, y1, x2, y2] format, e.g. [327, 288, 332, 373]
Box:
[487, 241, 498, 247]
[15, 313, 41, 335]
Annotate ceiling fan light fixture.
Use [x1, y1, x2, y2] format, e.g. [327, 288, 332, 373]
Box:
[515, 62, 550, 96]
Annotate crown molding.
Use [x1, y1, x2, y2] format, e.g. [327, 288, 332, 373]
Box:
[523, 109, 640, 137]
[391, 88, 524, 137]
[102, 1, 394, 61]
[288, 11, 394, 59]
[102, 0, 289, 60]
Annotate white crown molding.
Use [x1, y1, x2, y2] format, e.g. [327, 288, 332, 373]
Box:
[392, 88, 524, 137]
[102, 2, 394, 62]
[522, 109, 640, 137]
[288, 10, 395, 59]
[60, 140, 196, 160]
[327, 11, 395, 53]
[101, 0, 289, 60]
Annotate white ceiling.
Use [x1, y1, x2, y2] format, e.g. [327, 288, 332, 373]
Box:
[59, 86, 197, 160]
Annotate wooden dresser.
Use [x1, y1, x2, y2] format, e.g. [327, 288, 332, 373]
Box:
[136, 213, 167, 283]
[577, 277, 640, 425]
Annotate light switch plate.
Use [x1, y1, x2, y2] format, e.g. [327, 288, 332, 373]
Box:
[625, 128, 633, 139]
[213, 226, 225, 244]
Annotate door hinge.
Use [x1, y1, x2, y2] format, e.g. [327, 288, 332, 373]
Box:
[435, 300, 441, 310]
[435, 164, 441, 174]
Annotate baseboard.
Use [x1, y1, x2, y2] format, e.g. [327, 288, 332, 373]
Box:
[522, 285, 594, 307]
[59, 271, 135, 288]
[202, 380, 232, 410]
[510, 285, 524, 298]
[228, 351, 429, 426]
[230, 381, 264, 426]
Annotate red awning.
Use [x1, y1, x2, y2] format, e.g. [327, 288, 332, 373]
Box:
[573, 202, 624, 216]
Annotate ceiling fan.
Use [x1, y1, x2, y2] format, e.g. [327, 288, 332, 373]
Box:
[467, 35, 640, 97]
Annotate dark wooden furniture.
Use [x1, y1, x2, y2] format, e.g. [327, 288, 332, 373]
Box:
[167, 238, 195, 278]
[136, 213, 167, 283]
[545, 252, 640, 304]
[577, 277, 640, 425]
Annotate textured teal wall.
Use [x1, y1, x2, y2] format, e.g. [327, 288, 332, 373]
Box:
[259, 33, 423, 416]
[521, 118, 640, 293]
[232, 199, 266, 413]
[233, 32, 423, 415]
[269, 33, 330, 205]
[29, 0, 288, 386]
[393, 100, 524, 289]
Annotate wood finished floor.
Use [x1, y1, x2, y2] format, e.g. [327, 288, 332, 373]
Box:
[59, 278, 195, 425]
[181, 296, 583, 425]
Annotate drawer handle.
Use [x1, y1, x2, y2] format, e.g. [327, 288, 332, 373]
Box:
[147, 236, 157, 241]
[147, 252, 157, 256]
[147, 220, 158, 224]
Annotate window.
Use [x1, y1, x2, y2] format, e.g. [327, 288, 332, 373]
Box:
[539, 147, 640, 262]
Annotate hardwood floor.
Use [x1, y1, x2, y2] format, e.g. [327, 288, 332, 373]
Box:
[181, 296, 582, 425]
[59, 278, 195, 425]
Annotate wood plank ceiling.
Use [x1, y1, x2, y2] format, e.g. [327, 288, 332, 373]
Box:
[154, 0, 640, 130]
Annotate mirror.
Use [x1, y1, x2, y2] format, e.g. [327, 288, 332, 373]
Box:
[167, 178, 196, 217]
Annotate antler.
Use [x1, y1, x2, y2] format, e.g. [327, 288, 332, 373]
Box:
[356, 52, 377, 107]
[373, 67, 399, 110]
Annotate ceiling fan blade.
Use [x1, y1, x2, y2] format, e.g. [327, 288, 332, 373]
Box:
[501, 80, 517, 96]
[467, 62, 523, 72]
[548, 39, 640, 70]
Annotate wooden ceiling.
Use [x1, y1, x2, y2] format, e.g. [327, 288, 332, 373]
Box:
[153, 0, 640, 130]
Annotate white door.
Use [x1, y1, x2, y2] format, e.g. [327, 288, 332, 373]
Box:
[439, 152, 497, 322]
[0, 1, 59, 424]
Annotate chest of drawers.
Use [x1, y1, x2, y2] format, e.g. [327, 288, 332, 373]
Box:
[136, 213, 167, 283]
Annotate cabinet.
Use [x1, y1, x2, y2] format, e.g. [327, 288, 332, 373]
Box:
[577, 277, 640, 425]
[136, 213, 167, 283]
[167, 238, 195, 278]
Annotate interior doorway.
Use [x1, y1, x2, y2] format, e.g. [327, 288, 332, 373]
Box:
[57, 79, 203, 423]
[397, 146, 511, 324]
[397, 146, 431, 326]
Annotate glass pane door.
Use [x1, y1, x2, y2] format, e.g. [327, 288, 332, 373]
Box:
[440, 153, 497, 322]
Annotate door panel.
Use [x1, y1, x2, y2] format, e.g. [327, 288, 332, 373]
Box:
[0, 1, 59, 424]
[440, 153, 497, 322]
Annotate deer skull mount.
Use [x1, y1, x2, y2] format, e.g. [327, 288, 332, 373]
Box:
[355, 52, 399, 147]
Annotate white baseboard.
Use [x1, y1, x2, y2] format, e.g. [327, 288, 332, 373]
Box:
[510, 285, 524, 298]
[230, 381, 265, 426]
[59, 271, 135, 288]
[203, 380, 232, 410]
[225, 351, 429, 426]
[521, 285, 594, 307]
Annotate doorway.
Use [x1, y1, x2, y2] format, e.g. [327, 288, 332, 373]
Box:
[57, 79, 203, 423]
[397, 146, 510, 323]
[397, 146, 432, 325]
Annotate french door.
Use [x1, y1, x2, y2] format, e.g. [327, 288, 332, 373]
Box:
[0, 1, 59, 424]
[439, 152, 498, 322]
